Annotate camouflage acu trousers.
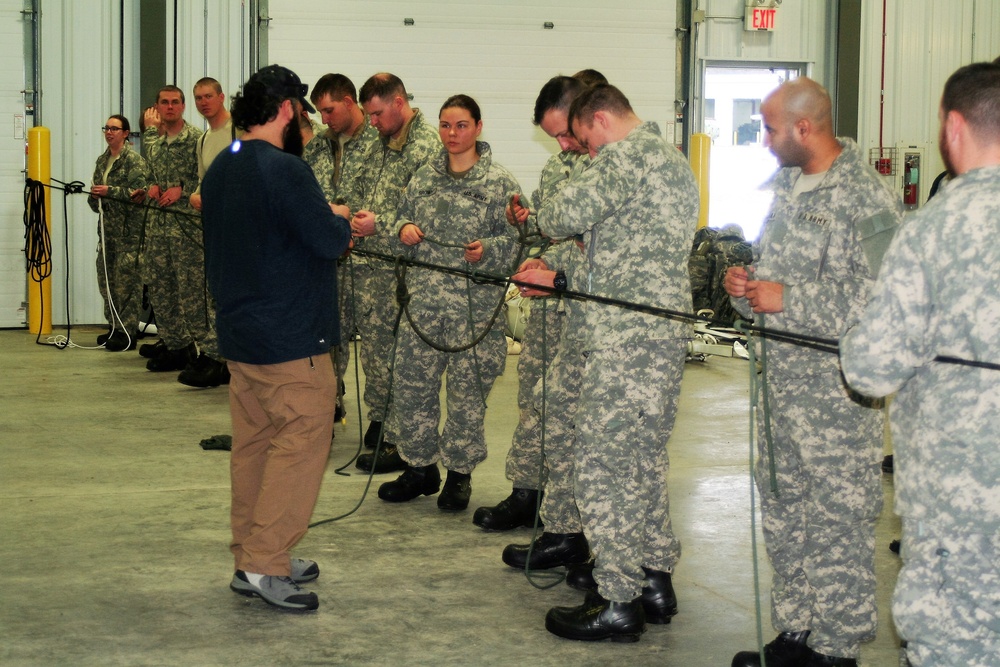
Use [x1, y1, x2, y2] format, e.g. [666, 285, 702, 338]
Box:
[355, 264, 398, 424]
[576, 341, 685, 602]
[142, 208, 217, 356]
[505, 299, 565, 490]
[96, 216, 142, 333]
[535, 338, 584, 534]
[387, 313, 507, 475]
[895, 519, 1000, 667]
[756, 370, 883, 658]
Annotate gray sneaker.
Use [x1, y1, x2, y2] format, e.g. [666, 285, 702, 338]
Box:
[290, 558, 319, 584]
[230, 571, 319, 611]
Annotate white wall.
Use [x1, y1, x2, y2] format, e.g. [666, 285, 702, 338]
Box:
[28, 0, 246, 327]
[265, 0, 679, 200]
[858, 0, 1000, 204]
[2, 0, 998, 324]
[0, 1, 30, 326]
[692, 0, 837, 133]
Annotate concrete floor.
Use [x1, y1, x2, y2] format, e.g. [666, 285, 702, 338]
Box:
[1, 327, 905, 666]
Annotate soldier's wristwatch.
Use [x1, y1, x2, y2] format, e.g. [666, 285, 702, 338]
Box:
[553, 271, 567, 292]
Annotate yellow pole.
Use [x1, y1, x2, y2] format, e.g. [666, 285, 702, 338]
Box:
[27, 126, 52, 335]
[689, 132, 711, 229]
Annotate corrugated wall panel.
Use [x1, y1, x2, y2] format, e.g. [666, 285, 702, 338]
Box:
[24, 0, 247, 326]
[858, 0, 1000, 204]
[698, 0, 833, 85]
[266, 0, 677, 197]
[39, 0, 118, 327]
[0, 0, 27, 327]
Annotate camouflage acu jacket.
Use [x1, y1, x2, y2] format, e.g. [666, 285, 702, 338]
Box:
[734, 138, 902, 379]
[393, 141, 521, 321]
[352, 108, 440, 258]
[143, 122, 203, 207]
[88, 143, 151, 227]
[336, 119, 381, 206]
[841, 164, 1000, 531]
[302, 123, 339, 202]
[536, 121, 698, 350]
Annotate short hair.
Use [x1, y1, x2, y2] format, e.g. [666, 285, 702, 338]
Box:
[311, 73, 358, 105]
[157, 85, 185, 104]
[572, 69, 608, 87]
[941, 61, 1000, 142]
[568, 84, 633, 128]
[194, 77, 223, 95]
[533, 76, 586, 126]
[108, 114, 130, 134]
[440, 94, 481, 124]
[359, 73, 407, 105]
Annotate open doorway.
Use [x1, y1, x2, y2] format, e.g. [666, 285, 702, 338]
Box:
[702, 65, 800, 241]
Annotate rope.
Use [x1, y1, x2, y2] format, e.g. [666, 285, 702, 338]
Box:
[28, 174, 1000, 372]
[737, 318, 769, 665]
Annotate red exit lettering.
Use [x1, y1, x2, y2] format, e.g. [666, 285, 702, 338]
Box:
[750, 8, 777, 31]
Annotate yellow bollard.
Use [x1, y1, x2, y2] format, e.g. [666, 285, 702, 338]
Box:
[689, 133, 711, 229]
[27, 126, 52, 335]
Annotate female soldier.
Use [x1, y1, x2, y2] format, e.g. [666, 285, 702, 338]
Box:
[88, 115, 150, 350]
[379, 94, 522, 510]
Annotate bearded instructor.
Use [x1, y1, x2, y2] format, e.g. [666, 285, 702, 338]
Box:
[201, 65, 353, 612]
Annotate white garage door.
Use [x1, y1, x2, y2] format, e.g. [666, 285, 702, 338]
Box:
[266, 0, 678, 195]
[0, 0, 28, 327]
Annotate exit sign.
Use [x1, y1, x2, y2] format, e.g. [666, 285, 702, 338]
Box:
[745, 6, 777, 31]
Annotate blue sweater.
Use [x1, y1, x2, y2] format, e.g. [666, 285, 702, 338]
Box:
[202, 139, 352, 364]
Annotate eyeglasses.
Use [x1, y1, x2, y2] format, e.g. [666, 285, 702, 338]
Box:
[101, 126, 125, 133]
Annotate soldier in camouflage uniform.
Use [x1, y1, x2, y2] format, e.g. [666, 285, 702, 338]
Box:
[310, 73, 382, 425]
[725, 77, 902, 667]
[178, 77, 240, 388]
[349, 73, 442, 473]
[141, 85, 204, 374]
[841, 62, 1000, 667]
[376, 95, 520, 511]
[689, 224, 754, 326]
[506, 237, 589, 571]
[300, 116, 338, 202]
[88, 114, 151, 351]
[475, 74, 593, 532]
[530, 84, 698, 643]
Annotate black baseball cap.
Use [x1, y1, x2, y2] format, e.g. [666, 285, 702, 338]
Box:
[251, 64, 316, 113]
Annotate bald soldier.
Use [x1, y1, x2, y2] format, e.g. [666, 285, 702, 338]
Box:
[724, 77, 902, 667]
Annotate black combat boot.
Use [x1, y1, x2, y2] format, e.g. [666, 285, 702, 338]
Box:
[806, 652, 858, 666]
[565, 560, 597, 591]
[565, 563, 678, 624]
[364, 420, 383, 449]
[732, 630, 813, 667]
[640, 567, 678, 624]
[437, 470, 472, 511]
[146, 344, 194, 372]
[177, 354, 230, 387]
[355, 443, 406, 473]
[139, 339, 165, 359]
[472, 487, 541, 531]
[377, 464, 441, 502]
[502, 531, 590, 570]
[104, 330, 136, 352]
[545, 591, 645, 643]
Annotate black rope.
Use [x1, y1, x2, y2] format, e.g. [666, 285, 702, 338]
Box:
[355, 247, 1000, 373]
[23, 179, 52, 345]
[24, 175, 1000, 373]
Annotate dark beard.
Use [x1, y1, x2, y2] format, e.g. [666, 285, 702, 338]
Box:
[282, 116, 304, 157]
